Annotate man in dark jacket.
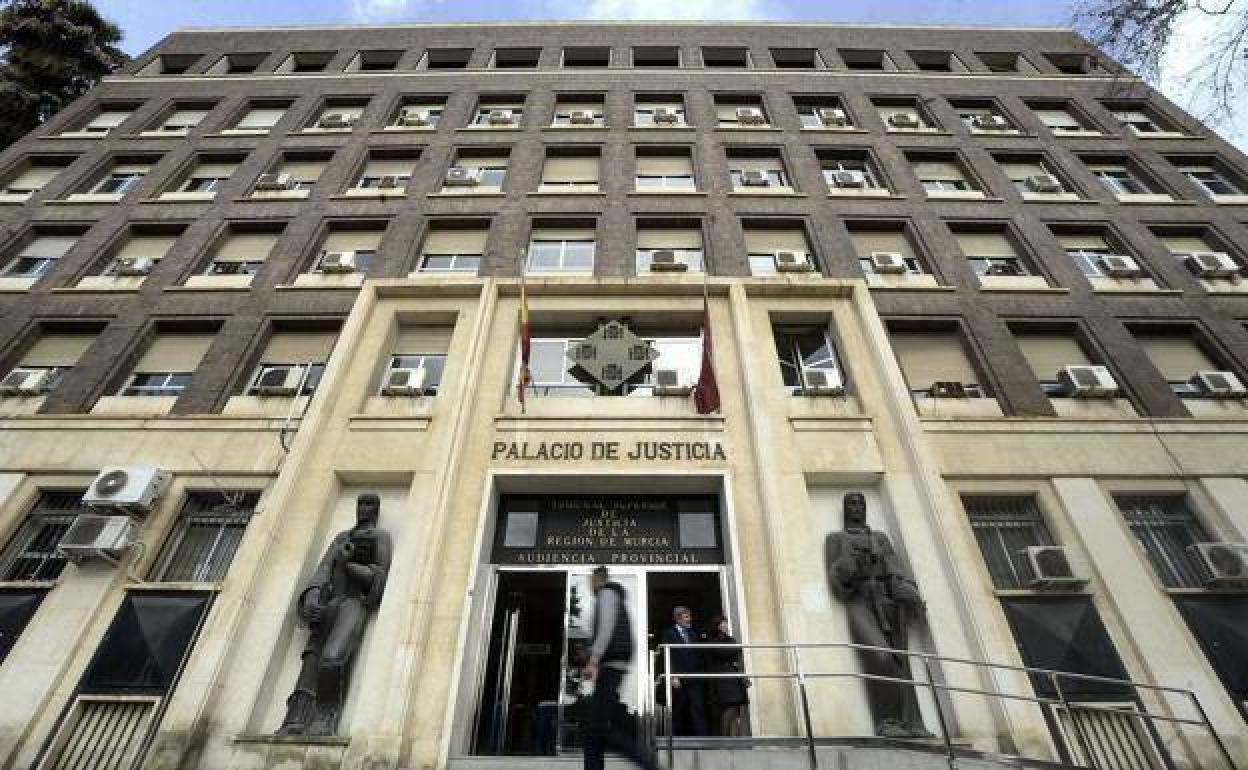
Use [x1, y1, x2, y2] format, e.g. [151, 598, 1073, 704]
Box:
[583, 566, 658, 770]
[659, 605, 709, 736]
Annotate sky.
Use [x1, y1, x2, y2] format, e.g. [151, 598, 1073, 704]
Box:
[93, 0, 1244, 150]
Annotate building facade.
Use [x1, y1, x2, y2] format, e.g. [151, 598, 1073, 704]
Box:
[0, 21, 1245, 770]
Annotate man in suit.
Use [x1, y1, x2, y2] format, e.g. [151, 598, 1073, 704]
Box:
[659, 605, 708, 736]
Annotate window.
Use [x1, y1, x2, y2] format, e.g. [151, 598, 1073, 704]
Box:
[952, 100, 1015, 132]
[314, 226, 383, 273]
[208, 52, 266, 74]
[727, 151, 791, 192]
[1174, 161, 1245, 198]
[255, 153, 329, 195]
[80, 591, 211, 694]
[443, 151, 508, 193]
[71, 107, 134, 135]
[912, 157, 980, 196]
[1046, 52, 1096, 74]
[120, 331, 214, 397]
[389, 98, 443, 129]
[539, 151, 600, 192]
[526, 225, 596, 274]
[1014, 329, 1097, 396]
[385, 325, 451, 395]
[152, 491, 259, 582]
[976, 52, 1030, 73]
[563, 47, 609, 68]
[909, 50, 963, 72]
[715, 96, 769, 128]
[963, 496, 1056, 589]
[821, 153, 887, 193]
[1115, 496, 1210, 588]
[2, 159, 71, 198]
[308, 101, 366, 131]
[998, 156, 1071, 197]
[551, 96, 605, 127]
[138, 54, 200, 76]
[168, 157, 240, 198]
[229, 102, 289, 134]
[771, 48, 820, 69]
[278, 51, 334, 74]
[795, 97, 851, 129]
[246, 327, 339, 396]
[1152, 230, 1235, 275]
[0, 490, 84, 581]
[1030, 103, 1094, 134]
[1, 232, 78, 278]
[1173, 596, 1248, 709]
[773, 326, 843, 393]
[840, 49, 893, 70]
[954, 229, 1030, 277]
[634, 95, 686, 127]
[848, 224, 928, 276]
[87, 161, 153, 196]
[493, 47, 540, 68]
[0, 590, 45, 663]
[424, 48, 472, 69]
[417, 223, 487, 273]
[743, 223, 812, 276]
[153, 105, 211, 134]
[472, 97, 524, 126]
[635, 149, 695, 191]
[636, 221, 704, 273]
[4, 329, 96, 395]
[1055, 231, 1128, 278]
[348, 49, 401, 72]
[999, 597, 1131, 698]
[102, 229, 179, 276]
[876, 99, 934, 131]
[888, 326, 986, 398]
[524, 333, 701, 397]
[353, 155, 417, 192]
[703, 47, 749, 68]
[1133, 329, 1226, 397]
[204, 227, 280, 277]
[1111, 106, 1177, 135]
[633, 46, 679, 67]
[1088, 162, 1158, 197]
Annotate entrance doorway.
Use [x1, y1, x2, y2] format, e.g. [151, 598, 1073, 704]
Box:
[472, 567, 729, 756]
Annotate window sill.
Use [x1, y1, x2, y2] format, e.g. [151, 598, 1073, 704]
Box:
[1212, 194, 1248, 205]
[729, 190, 805, 198]
[457, 126, 522, 132]
[222, 394, 311, 418]
[528, 190, 605, 197]
[915, 396, 1004, 419]
[48, 132, 107, 140]
[297, 127, 356, 135]
[0, 580, 57, 589]
[334, 189, 409, 200]
[174, 275, 255, 290]
[1130, 131, 1191, 140]
[247, 190, 311, 200]
[130, 581, 222, 592]
[924, 191, 997, 201]
[137, 129, 190, 138]
[978, 284, 1067, 294]
[0, 277, 38, 292]
[715, 125, 783, 132]
[800, 127, 869, 134]
[885, 128, 950, 136]
[91, 395, 177, 418]
[375, 126, 436, 133]
[1201, 278, 1248, 293]
[628, 125, 695, 132]
[826, 190, 902, 199]
[865, 274, 950, 290]
[63, 275, 147, 291]
[58, 193, 125, 204]
[212, 129, 271, 137]
[627, 190, 704, 196]
[150, 192, 217, 202]
[282, 273, 365, 289]
[0, 193, 32, 204]
[1020, 192, 1083, 202]
[543, 125, 608, 131]
[967, 129, 1027, 137]
[1088, 276, 1176, 294]
[993, 588, 1091, 598]
[1114, 193, 1179, 204]
[427, 191, 505, 198]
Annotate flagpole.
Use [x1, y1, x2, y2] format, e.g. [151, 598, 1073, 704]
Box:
[518, 276, 528, 415]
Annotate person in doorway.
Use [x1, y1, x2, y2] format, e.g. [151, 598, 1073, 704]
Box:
[705, 615, 750, 737]
[583, 566, 659, 770]
[658, 605, 709, 737]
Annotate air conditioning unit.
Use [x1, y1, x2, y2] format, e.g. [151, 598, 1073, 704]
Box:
[985, 262, 1023, 276]
[488, 109, 516, 126]
[929, 381, 968, 398]
[649, 249, 688, 272]
[319, 251, 358, 274]
[1099, 254, 1142, 278]
[653, 368, 692, 396]
[831, 170, 867, 188]
[83, 465, 171, 514]
[208, 261, 248, 275]
[376, 175, 400, 189]
[569, 110, 597, 125]
[444, 166, 481, 186]
[1185, 251, 1239, 278]
[819, 107, 849, 127]
[739, 169, 770, 187]
[870, 251, 908, 274]
[1188, 542, 1248, 587]
[972, 114, 1010, 130]
[1059, 365, 1119, 398]
[0, 367, 56, 396]
[253, 365, 303, 395]
[1025, 174, 1063, 193]
[735, 107, 766, 125]
[774, 250, 814, 273]
[56, 514, 137, 562]
[1018, 546, 1088, 589]
[1191, 370, 1248, 398]
[397, 109, 431, 127]
[887, 112, 920, 128]
[317, 113, 352, 129]
[255, 172, 295, 191]
[113, 256, 155, 276]
[801, 368, 843, 395]
[652, 107, 680, 125]
[381, 366, 426, 396]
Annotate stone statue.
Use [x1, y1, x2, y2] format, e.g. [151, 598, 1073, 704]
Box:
[824, 492, 931, 739]
[278, 493, 392, 737]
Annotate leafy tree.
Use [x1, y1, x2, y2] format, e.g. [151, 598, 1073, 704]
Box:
[0, 0, 128, 149]
[1072, 0, 1247, 126]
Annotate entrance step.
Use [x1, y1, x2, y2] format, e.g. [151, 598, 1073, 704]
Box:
[447, 744, 1073, 770]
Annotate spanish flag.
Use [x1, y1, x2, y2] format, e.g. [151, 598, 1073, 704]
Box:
[516, 280, 532, 409]
[692, 290, 720, 415]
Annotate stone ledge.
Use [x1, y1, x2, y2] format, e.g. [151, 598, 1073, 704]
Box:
[234, 734, 350, 746]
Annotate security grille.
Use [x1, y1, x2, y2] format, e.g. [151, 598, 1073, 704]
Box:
[0, 490, 86, 581]
[1052, 702, 1166, 770]
[1115, 496, 1209, 588]
[964, 496, 1056, 589]
[40, 695, 160, 770]
[150, 491, 258, 582]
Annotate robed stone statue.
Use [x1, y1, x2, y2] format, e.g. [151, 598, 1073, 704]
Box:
[278, 492, 392, 736]
[824, 492, 931, 739]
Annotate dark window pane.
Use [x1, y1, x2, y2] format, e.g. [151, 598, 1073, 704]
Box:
[0, 490, 84, 581]
[1174, 596, 1248, 704]
[964, 496, 1056, 589]
[1000, 597, 1131, 698]
[1115, 496, 1209, 588]
[81, 592, 211, 693]
[0, 589, 46, 662]
[153, 492, 258, 582]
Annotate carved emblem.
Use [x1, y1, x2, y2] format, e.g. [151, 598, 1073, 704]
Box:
[566, 319, 659, 391]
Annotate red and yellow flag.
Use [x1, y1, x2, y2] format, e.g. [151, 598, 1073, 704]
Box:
[516, 280, 532, 407]
[692, 290, 720, 415]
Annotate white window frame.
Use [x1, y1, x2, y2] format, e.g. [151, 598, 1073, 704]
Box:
[119, 371, 192, 397]
[418, 253, 481, 273]
[524, 238, 596, 274]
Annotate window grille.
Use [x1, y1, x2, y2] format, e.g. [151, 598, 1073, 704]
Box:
[1115, 496, 1209, 588]
[963, 496, 1056, 589]
[151, 491, 258, 582]
[0, 490, 85, 581]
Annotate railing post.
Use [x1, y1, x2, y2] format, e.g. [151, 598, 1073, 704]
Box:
[921, 656, 957, 770]
[1185, 689, 1239, 770]
[791, 646, 818, 770]
[665, 645, 674, 770]
[1054, 673, 1098, 770]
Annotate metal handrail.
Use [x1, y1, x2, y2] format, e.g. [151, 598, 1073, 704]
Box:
[648, 640, 1239, 770]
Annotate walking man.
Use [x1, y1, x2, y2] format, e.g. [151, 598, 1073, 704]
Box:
[583, 566, 659, 770]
